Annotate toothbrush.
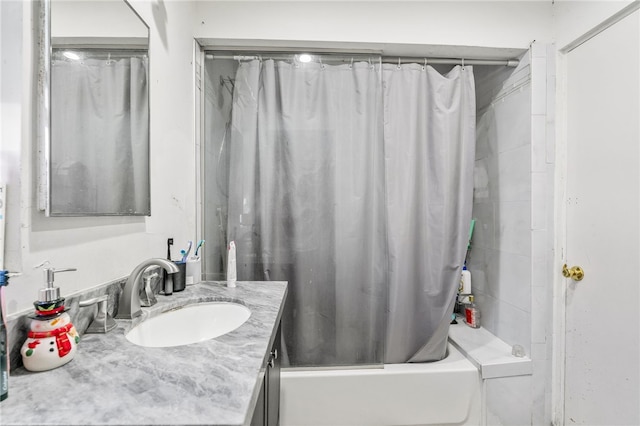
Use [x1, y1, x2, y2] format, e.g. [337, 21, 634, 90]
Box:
[181, 241, 193, 262]
[464, 219, 476, 266]
[194, 240, 205, 257]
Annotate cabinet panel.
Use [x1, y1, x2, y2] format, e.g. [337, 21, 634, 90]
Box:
[266, 324, 281, 426]
[250, 321, 281, 426]
[250, 378, 266, 426]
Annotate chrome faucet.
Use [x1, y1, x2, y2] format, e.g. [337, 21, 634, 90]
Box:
[116, 258, 179, 319]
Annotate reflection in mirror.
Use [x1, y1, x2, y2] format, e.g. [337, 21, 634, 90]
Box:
[47, 0, 150, 216]
[50, 49, 148, 214]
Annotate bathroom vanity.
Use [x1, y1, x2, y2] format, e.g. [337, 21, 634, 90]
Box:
[1, 281, 287, 426]
[250, 322, 281, 426]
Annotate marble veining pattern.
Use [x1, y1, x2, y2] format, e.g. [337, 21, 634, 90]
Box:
[1, 281, 287, 426]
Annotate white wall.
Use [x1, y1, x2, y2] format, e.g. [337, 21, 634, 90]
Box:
[52, 0, 147, 39]
[194, 1, 553, 52]
[554, 0, 635, 48]
[3, 0, 196, 315]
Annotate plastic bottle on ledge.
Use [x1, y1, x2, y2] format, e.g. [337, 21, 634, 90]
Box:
[465, 295, 480, 328]
[460, 265, 471, 296]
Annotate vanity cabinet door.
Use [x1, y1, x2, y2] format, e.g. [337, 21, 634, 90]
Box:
[250, 379, 266, 426]
[250, 321, 281, 426]
[266, 323, 281, 426]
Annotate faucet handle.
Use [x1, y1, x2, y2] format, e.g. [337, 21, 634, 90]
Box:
[78, 294, 108, 307]
[79, 295, 116, 334]
[140, 273, 159, 307]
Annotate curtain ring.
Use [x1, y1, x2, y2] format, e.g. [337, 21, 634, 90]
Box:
[423, 58, 427, 70]
[320, 57, 325, 69]
[461, 58, 465, 69]
[350, 57, 353, 69]
[369, 57, 373, 70]
[397, 57, 401, 70]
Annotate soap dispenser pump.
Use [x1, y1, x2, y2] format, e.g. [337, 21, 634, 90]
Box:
[20, 268, 80, 372]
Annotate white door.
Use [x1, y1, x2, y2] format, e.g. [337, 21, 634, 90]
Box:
[564, 9, 639, 425]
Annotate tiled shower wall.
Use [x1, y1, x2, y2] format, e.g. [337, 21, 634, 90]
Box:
[472, 55, 533, 355]
[530, 42, 556, 426]
[470, 43, 555, 425]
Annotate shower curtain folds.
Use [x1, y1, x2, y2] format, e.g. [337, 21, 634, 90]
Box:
[219, 56, 476, 367]
[383, 63, 476, 363]
[227, 59, 387, 367]
[51, 51, 149, 215]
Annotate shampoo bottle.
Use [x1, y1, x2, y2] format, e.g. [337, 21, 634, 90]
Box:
[460, 265, 472, 296]
[456, 265, 472, 313]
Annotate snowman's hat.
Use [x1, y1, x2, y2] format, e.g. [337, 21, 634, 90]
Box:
[31, 298, 68, 319]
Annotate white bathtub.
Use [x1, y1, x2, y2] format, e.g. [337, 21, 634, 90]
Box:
[280, 343, 481, 426]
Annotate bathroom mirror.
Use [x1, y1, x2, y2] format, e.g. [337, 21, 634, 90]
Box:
[41, 0, 150, 216]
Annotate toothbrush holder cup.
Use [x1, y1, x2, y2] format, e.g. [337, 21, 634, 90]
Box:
[186, 257, 201, 286]
[163, 261, 186, 293]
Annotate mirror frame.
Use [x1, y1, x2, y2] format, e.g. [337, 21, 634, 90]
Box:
[37, 0, 151, 216]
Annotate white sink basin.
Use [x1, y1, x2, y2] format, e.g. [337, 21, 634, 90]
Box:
[126, 302, 251, 348]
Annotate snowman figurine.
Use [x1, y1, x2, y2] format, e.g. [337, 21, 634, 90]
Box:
[21, 267, 79, 372]
[21, 305, 79, 372]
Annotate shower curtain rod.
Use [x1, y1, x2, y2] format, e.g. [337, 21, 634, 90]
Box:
[384, 57, 518, 67]
[207, 53, 519, 67]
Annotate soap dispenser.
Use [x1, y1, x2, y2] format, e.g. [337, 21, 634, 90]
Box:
[20, 268, 80, 372]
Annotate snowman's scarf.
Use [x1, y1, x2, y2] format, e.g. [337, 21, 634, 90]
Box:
[27, 323, 74, 357]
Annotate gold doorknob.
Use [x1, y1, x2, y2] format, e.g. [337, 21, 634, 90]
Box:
[562, 264, 585, 281]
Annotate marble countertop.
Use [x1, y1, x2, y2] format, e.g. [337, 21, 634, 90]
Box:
[0, 281, 288, 426]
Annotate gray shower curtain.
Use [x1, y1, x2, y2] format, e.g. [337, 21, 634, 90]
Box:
[226, 58, 475, 367]
[228, 59, 387, 366]
[383, 63, 476, 363]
